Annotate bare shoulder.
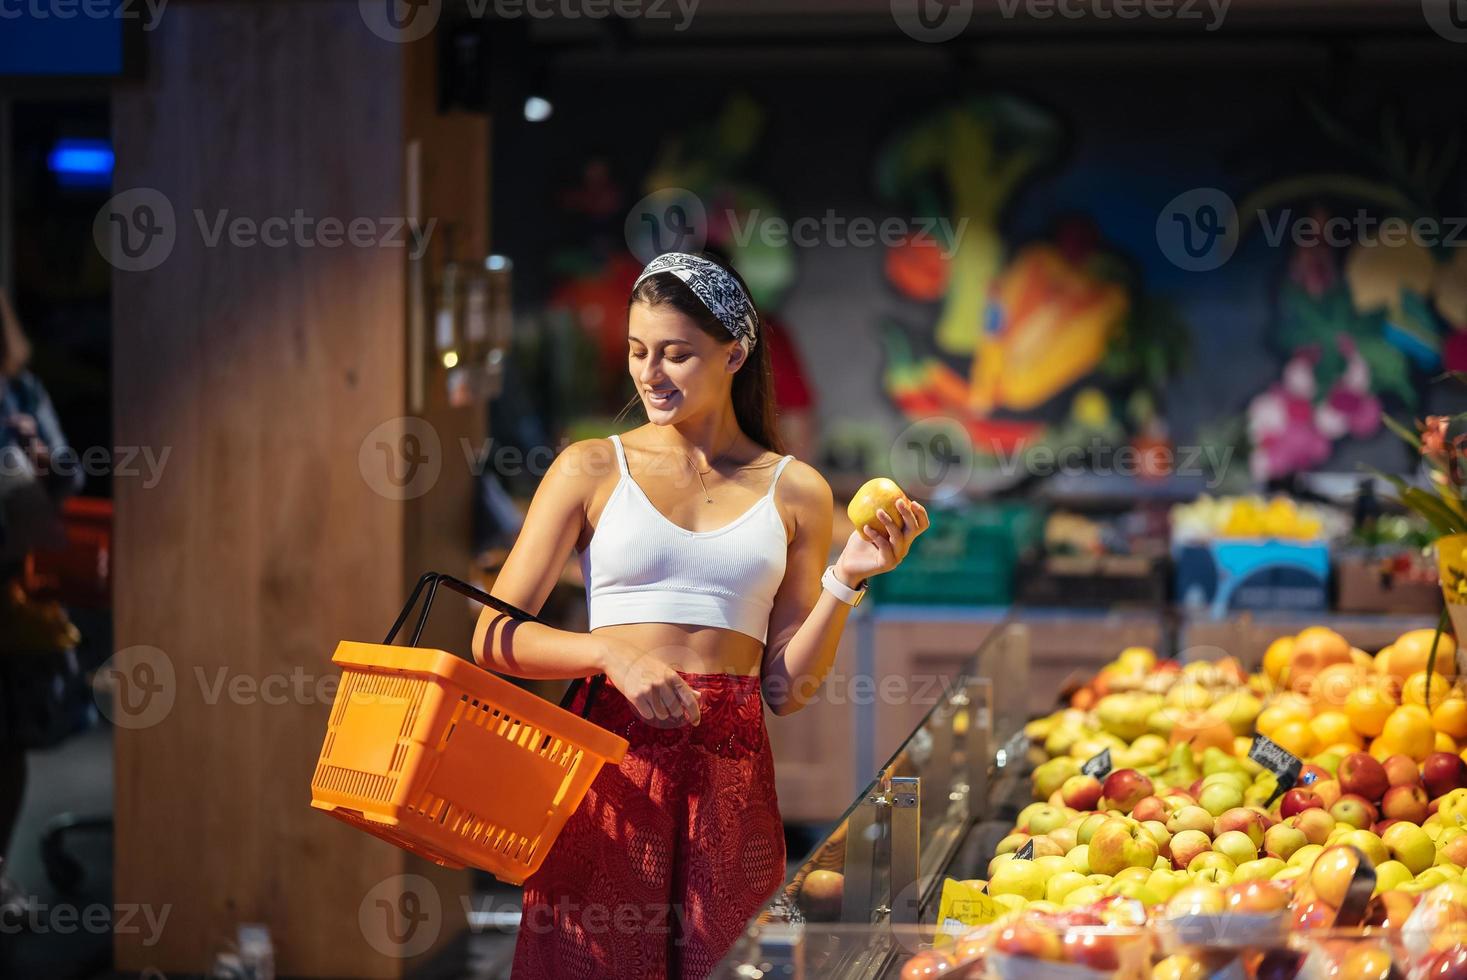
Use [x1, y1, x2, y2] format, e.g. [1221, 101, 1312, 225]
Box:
[774, 457, 834, 520]
[548, 437, 621, 489]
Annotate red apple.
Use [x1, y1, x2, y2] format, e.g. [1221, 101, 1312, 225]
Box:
[1290, 809, 1336, 845]
[902, 950, 958, 979]
[1338, 753, 1391, 804]
[1131, 795, 1170, 823]
[1214, 807, 1267, 848]
[1061, 774, 1104, 811]
[1374, 819, 1401, 837]
[1280, 788, 1325, 819]
[1423, 752, 1467, 799]
[995, 921, 1062, 961]
[1329, 794, 1379, 830]
[1101, 769, 1154, 813]
[799, 870, 845, 921]
[1442, 834, 1467, 866]
[1224, 880, 1291, 913]
[1309, 845, 1366, 908]
[1383, 754, 1422, 789]
[1061, 928, 1123, 971]
[1420, 945, 1467, 980]
[1381, 784, 1430, 825]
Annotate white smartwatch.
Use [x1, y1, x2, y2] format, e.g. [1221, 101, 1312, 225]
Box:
[822, 565, 868, 606]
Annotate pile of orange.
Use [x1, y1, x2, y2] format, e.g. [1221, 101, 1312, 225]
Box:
[1260, 626, 1465, 764]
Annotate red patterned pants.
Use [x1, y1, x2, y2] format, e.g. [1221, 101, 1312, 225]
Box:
[511, 671, 786, 980]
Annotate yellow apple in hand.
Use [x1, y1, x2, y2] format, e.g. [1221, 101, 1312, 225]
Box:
[848, 478, 909, 534]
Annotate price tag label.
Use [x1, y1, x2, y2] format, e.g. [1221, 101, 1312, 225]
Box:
[1081, 748, 1112, 779]
[1248, 734, 1302, 805]
[951, 895, 1001, 925]
[1015, 838, 1035, 861]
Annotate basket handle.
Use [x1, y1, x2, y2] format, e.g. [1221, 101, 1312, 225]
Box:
[385, 571, 602, 720]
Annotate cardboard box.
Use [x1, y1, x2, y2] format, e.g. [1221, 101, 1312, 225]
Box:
[1335, 551, 1441, 614]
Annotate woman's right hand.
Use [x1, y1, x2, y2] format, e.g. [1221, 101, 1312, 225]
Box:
[598, 637, 702, 727]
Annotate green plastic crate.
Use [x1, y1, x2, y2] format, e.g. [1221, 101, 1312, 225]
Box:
[867, 501, 1043, 607]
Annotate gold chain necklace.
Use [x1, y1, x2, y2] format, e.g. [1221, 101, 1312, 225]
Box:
[682, 431, 740, 504]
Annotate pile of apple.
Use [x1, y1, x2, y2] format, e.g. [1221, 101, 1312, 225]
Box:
[897, 628, 1467, 978]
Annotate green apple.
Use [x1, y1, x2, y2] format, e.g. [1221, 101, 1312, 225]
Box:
[1198, 781, 1246, 817]
[1032, 855, 1075, 881]
[1166, 805, 1215, 836]
[1232, 857, 1286, 882]
[1187, 851, 1238, 875]
[1045, 870, 1089, 904]
[1139, 820, 1172, 853]
[1145, 868, 1187, 902]
[1089, 818, 1161, 876]
[1212, 830, 1259, 866]
[1062, 885, 1107, 907]
[1380, 823, 1434, 875]
[1065, 845, 1092, 875]
[1372, 860, 1413, 893]
[1287, 844, 1325, 870]
[1032, 757, 1081, 800]
[990, 859, 1046, 901]
[1340, 829, 1389, 870]
[1027, 805, 1070, 837]
[1076, 813, 1111, 846]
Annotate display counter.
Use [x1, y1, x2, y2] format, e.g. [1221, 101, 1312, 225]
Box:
[716, 621, 1038, 979]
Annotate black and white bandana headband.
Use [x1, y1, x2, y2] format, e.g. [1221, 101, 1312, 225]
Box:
[633, 252, 759, 354]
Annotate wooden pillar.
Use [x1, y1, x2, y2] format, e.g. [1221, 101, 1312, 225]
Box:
[110, 4, 488, 975]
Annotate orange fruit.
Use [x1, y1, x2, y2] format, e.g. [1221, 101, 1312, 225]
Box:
[1310, 711, 1362, 750]
[1257, 700, 1311, 739]
[1377, 704, 1435, 762]
[1461, 746, 1467, 766]
[1350, 647, 1375, 671]
[1344, 681, 1397, 738]
[1438, 731, 1460, 754]
[1263, 636, 1295, 684]
[1403, 671, 1460, 711]
[1271, 719, 1318, 758]
[1289, 627, 1353, 691]
[1311, 663, 1366, 709]
[1375, 646, 1394, 675]
[1388, 629, 1458, 681]
[1434, 697, 1467, 740]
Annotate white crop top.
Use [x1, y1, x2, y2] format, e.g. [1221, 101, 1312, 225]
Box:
[580, 433, 795, 644]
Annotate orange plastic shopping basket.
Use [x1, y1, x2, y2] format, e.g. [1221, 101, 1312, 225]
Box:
[309, 572, 628, 885]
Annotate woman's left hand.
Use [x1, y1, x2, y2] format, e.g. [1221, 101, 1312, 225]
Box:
[834, 498, 930, 587]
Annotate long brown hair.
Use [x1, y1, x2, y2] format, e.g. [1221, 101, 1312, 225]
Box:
[623, 251, 785, 455]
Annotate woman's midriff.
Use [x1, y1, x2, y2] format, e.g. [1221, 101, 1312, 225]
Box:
[591, 621, 765, 677]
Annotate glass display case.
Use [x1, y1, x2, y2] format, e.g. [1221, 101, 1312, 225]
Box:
[714, 621, 1039, 979]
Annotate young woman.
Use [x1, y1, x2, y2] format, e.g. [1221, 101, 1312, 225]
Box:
[473, 251, 929, 980]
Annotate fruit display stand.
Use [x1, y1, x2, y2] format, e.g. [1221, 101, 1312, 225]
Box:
[718, 622, 1467, 979]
